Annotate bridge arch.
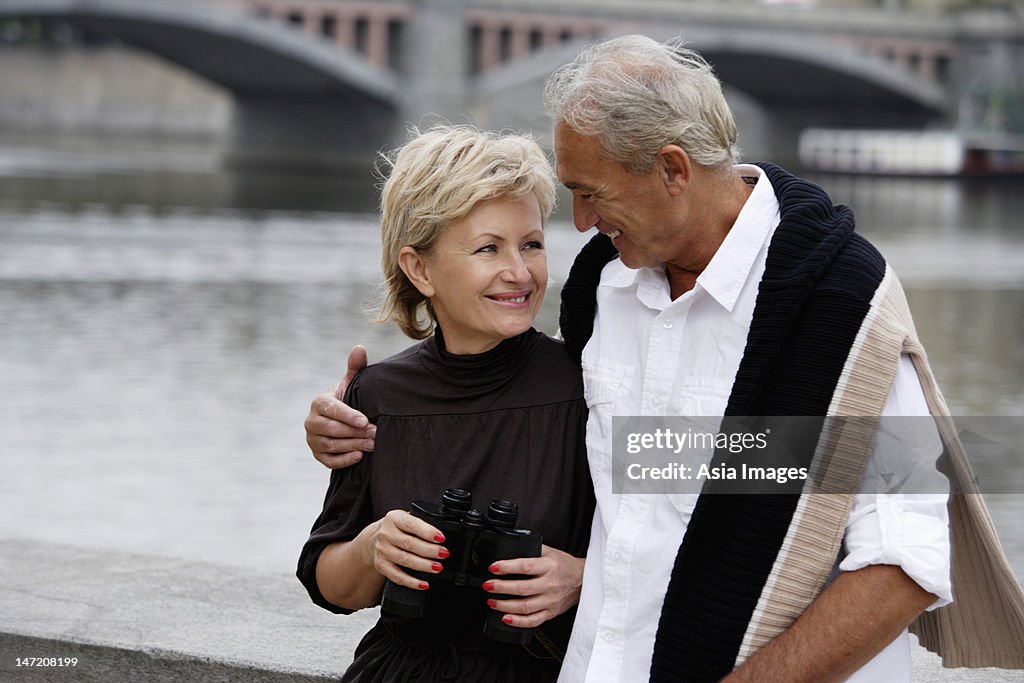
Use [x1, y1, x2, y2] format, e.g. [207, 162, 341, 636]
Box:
[472, 31, 947, 159]
[690, 31, 947, 114]
[476, 31, 945, 111]
[0, 0, 403, 166]
[0, 0, 399, 100]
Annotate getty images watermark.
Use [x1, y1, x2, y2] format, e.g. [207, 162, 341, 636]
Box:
[612, 415, 1023, 495]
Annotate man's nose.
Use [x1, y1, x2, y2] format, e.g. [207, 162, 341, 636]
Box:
[573, 196, 598, 233]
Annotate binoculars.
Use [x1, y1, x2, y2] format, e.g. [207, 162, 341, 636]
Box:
[381, 488, 543, 644]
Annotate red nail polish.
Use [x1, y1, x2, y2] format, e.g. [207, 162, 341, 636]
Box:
[418, 582, 429, 590]
[482, 581, 494, 591]
[432, 562, 443, 572]
[502, 615, 513, 625]
[434, 534, 446, 543]
[438, 548, 450, 559]
[487, 599, 497, 609]
[489, 563, 500, 574]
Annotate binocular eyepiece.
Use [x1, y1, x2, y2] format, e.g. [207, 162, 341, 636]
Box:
[381, 488, 543, 644]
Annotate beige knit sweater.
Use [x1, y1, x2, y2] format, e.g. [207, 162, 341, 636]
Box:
[736, 265, 1024, 669]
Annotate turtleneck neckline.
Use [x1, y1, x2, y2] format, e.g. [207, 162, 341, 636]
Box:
[421, 326, 540, 390]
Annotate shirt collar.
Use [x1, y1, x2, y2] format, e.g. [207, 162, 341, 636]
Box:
[695, 164, 779, 311]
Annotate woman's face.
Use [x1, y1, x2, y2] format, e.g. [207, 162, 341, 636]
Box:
[412, 195, 548, 355]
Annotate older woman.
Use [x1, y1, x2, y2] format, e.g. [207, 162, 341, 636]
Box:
[297, 126, 593, 682]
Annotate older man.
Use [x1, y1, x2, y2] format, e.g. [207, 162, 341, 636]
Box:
[304, 35, 1023, 682]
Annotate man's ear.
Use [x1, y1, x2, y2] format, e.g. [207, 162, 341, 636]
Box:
[657, 145, 691, 196]
[398, 246, 435, 298]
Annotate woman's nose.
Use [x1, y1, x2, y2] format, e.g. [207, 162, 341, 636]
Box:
[502, 252, 530, 283]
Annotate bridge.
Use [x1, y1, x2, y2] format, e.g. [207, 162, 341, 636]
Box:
[2, 0, 1020, 166]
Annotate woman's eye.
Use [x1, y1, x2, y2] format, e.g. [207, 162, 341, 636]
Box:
[475, 244, 497, 254]
[523, 240, 544, 251]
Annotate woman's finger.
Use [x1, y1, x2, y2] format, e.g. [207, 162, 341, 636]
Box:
[489, 556, 545, 577]
[374, 545, 442, 576]
[487, 602, 554, 629]
[385, 510, 448, 546]
[484, 576, 544, 597]
[375, 558, 432, 590]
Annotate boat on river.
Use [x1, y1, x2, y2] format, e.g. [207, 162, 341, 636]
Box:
[798, 128, 1024, 176]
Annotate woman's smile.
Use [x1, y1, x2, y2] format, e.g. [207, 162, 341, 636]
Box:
[416, 195, 548, 355]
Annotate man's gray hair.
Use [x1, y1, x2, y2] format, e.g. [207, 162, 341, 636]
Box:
[544, 35, 740, 174]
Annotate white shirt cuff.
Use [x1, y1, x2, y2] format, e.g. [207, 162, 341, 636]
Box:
[839, 493, 952, 610]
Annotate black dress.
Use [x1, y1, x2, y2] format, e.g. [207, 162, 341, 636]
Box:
[297, 328, 594, 682]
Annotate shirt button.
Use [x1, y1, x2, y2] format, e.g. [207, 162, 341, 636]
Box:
[663, 321, 673, 329]
[604, 632, 616, 642]
[613, 552, 621, 561]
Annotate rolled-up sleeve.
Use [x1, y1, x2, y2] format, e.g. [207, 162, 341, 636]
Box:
[838, 355, 952, 610]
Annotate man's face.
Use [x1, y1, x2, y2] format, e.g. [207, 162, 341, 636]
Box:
[553, 122, 679, 270]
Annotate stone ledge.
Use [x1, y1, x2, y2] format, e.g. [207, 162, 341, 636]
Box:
[1, 538, 1021, 681]
[0, 538, 378, 680]
[0, 633, 330, 682]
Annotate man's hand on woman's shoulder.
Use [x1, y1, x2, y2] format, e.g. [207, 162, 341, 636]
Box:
[305, 345, 376, 469]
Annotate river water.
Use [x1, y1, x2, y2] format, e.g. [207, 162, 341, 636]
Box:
[1, 135, 1022, 584]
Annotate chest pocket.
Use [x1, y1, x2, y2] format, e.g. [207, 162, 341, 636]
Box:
[581, 358, 635, 488]
[668, 386, 732, 417]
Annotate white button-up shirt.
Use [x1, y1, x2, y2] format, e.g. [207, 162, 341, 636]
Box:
[559, 166, 951, 682]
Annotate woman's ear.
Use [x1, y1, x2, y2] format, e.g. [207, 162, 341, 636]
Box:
[398, 246, 435, 298]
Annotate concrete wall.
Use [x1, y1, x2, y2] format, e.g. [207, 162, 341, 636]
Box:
[0, 45, 232, 140]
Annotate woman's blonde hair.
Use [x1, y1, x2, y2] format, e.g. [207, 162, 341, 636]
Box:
[544, 34, 740, 174]
[376, 125, 556, 339]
